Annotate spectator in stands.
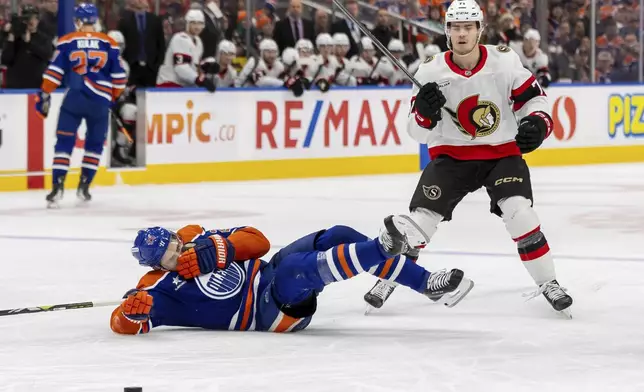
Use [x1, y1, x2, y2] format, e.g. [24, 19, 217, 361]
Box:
[331, 0, 362, 58]
[1, 5, 53, 89]
[38, 0, 57, 39]
[313, 9, 329, 37]
[488, 12, 521, 45]
[200, 0, 225, 58]
[371, 8, 392, 48]
[595, 51, 614, 84]
[255, 14, 274, 44]
[118, 0, 166, 87]
[272, 0, 314, 54]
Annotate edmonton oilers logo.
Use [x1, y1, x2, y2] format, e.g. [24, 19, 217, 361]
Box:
[196, 262, 245, 300]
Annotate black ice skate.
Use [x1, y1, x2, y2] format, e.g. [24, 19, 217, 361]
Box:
[424, 269, 474, 308]
[378, 215, 429, 256]
[76, 176, 92, 203]
[364, 279, 397, 313]
[46, 177, 65, 208]
[532, 280, 573, 315]
[364, 248, 419, 314]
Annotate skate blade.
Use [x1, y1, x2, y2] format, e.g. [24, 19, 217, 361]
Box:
[364, 304, 376, 315]
[558, 308, 573, 319]
[441, 278, 474, 308]
[46, 200, 61, 209]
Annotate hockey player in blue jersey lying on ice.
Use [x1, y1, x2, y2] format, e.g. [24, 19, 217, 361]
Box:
[110, 216, 475, 334]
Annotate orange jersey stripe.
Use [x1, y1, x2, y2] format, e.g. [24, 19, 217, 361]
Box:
[177, 224, 204, 243]
[227, 227, 271, 260]
[378, 258, 395, 278]
[335, 244, 354, 278]
[87, 79, 112, 95]
[41, 79, 59, 94]
[239, 260, 261, 331]
[45, 69, 63, 80]
[273, 314, 299, 333]
[136, 270, 166, 290]
[56, 130, 75, 136]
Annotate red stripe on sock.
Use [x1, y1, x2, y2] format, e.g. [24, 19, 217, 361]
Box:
[520, 243, 550, 261]
[514, 225, 541, 242]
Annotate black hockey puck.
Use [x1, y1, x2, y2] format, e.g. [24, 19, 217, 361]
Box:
[124, 388, 142, 392]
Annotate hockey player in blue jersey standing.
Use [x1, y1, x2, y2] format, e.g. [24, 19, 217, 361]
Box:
[36, 3, 126, 208]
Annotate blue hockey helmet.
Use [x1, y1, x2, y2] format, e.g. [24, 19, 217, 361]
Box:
[131, 227, 173, 268]
[75, 3, 98, 25]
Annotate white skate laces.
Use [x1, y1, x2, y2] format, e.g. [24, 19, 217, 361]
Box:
[427, 269, 451, 292]
[523, 280, 568, 302]
[371, 280, 396, 299]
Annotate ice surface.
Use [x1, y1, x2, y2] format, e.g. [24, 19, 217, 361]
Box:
[0, 163, 643, 392]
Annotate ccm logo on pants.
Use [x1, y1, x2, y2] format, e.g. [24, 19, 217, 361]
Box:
[494, 177, 523, 186]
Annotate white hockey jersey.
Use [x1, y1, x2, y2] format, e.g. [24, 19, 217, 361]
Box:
[156, 32, 204, 87]
[313, 54, 340, 83]
[348, 55, 381, 84]
[235, 57, 285, 87]
[334, 56, 357, 87]
[408, 45, 551, 161]
[509, 41, 549, 78]
[377, 57, 412, 86]
[215, 64, 238, 87]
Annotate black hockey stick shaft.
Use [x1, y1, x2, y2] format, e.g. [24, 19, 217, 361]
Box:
[331, 0, 422, 88]
[0, 300, 120, 317]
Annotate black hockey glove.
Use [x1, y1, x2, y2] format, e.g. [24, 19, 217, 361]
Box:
[516, 112, 552, 154]
[200, 60, 220, 74]
[196, 74, 216, 92]
[537, 73, 551, 88]
[284, 76, 305, 97]
[316, 78, 331, 93]
[413, 82, 446, 129]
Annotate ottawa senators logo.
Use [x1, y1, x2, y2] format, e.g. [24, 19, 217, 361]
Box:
[444, 94, 501, 139]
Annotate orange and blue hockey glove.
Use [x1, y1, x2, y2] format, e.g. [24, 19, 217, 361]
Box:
[35, 91, 51, 119]
[177, 234, 235, 279]
[120, 289, 153, 323]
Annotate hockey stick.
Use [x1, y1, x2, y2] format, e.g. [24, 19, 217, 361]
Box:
[331, 0, 421, 88]
[111, 108, 134, 145]
[0, 300, 121, 317]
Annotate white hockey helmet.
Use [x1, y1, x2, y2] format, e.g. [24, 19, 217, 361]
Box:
[107, 30, 125, 51]
[332, 33, 350, 47]
[360, 36, 374, 51]
[387, 38, 404, 53]
[524, 28, 541, 42]
[259, 38, 278, 53]
[424, 44, 441, 57]
[315, 33, 333, 48]
[185, 9, 205, 24]
[281, 47, 299, 66]
[444, 0, 484, 25]
[295, 39, 314, 53]
[217, 39, 236, 55]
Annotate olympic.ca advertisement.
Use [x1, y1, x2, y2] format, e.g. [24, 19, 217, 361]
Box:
[542, 85, 644, 148]
[0, 94, 28, 173]
[143, 88, 418, 164]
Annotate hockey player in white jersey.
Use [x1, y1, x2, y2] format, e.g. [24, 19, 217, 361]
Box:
[509, 29, 551, 88]
[294, 39, 319, 85]
[376, 39, 412, 86]
[349, 37, 382, 85]
[236, 38, 286, 88]
[364, 0, 572, 316]
[310, 33, 339, 92]
[214, 40, 237, 88]
[409, 44, 441, 75]
[332, 33, 357, 86]
[156, 10, 215, 92]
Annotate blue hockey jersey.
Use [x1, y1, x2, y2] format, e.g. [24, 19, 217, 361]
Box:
[111, 225, 311, 334]
[42, 31, 126, 105]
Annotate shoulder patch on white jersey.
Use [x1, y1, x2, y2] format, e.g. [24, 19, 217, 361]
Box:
[497, 45, 511, 53]
[424, 54, 435, 63]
